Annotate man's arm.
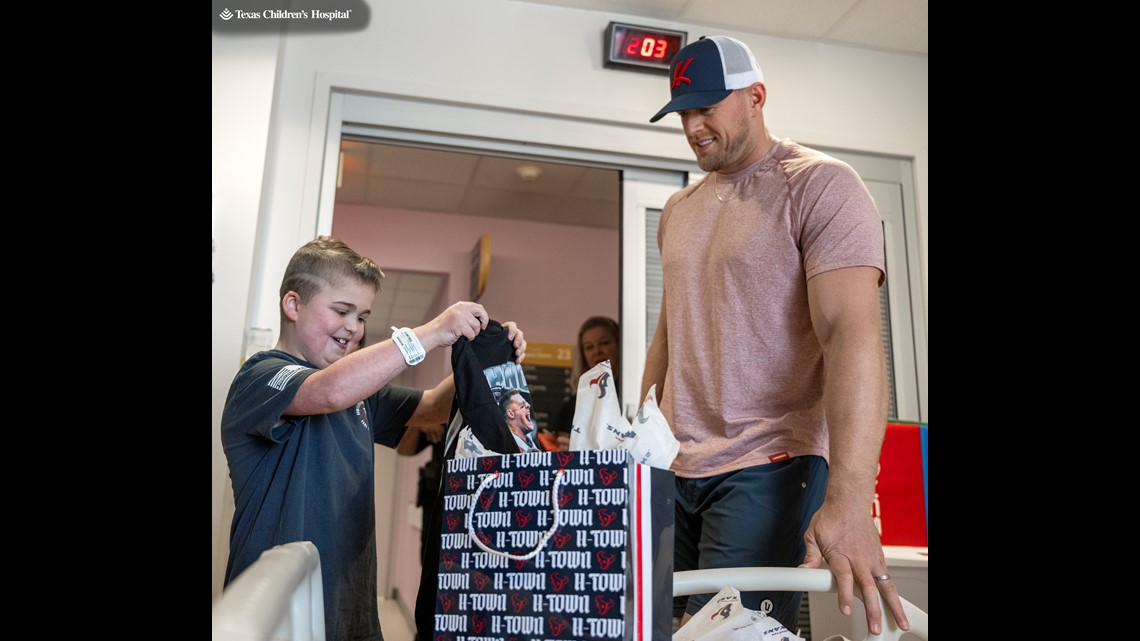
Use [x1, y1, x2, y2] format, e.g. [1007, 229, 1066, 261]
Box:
[396, 423, 445, 456]
[408, 374, 455, 427]
[640, 292, 669, 402]
[800, 265, 909, 635]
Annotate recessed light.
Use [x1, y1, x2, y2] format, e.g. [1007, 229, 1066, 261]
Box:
[516, 165, 542, 182]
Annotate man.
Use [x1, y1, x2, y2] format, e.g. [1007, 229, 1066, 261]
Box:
[500, 388, 540, 452]
[643, 36, 909, 636]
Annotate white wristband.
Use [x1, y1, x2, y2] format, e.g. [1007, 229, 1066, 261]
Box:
[390, 326, 425, 366]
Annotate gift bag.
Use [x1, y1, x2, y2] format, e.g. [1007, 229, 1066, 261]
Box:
[433, 449, 674, 641]
[417, 320, 542, 639]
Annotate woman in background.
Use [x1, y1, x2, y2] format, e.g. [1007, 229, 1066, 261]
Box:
[542, 316, 620, 450]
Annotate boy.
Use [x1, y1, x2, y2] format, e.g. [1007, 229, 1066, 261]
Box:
[221, 235, 526, 641]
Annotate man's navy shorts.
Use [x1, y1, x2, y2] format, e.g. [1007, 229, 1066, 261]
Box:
[672, 455, 828, 627]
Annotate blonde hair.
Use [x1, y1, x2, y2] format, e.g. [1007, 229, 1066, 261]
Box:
[570, 316, 620, 386]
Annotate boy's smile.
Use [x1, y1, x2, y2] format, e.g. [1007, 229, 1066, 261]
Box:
[284, 279, 375, 368]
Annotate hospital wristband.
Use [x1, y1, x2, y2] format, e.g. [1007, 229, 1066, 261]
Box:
[390, 326, 425, 366]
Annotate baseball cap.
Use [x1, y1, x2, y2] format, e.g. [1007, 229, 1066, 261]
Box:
[649, 36, 764, 123]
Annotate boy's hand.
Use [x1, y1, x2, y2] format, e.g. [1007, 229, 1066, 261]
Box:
[423, 302, 489, 349]
[502, 321, 527, 364]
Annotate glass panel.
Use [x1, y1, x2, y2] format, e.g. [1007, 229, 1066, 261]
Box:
[645, 206, 662, 350]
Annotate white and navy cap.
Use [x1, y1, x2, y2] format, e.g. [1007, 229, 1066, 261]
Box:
[649, 36, 764, 123]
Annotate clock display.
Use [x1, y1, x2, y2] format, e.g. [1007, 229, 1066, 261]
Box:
[604, 22, 687, 74]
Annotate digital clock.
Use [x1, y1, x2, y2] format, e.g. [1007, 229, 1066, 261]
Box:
[604, 22, 687, 75]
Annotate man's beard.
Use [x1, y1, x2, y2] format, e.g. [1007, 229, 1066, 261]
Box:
[695, 109, 751, 173]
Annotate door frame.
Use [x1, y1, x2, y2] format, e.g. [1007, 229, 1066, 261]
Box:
[312, 85, 928, 598]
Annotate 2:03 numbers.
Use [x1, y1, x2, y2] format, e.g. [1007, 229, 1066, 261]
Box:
[625, 36, 668, 60]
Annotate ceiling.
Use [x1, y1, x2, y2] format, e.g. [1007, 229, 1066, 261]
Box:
[516, 0, 928, 56]
[347, 0, 927, 339]
[337, 141, 621, 230]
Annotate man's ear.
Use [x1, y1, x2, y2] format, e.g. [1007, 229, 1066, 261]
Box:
[749, 82, 767, 111]
[283, 292, 301, 321]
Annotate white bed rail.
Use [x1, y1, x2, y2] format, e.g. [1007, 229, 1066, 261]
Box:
[673, 567, 928, 641]
[212, 541, 326, 641]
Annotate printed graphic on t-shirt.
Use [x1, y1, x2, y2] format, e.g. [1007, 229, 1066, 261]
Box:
[491, 362, 536, 452]
[355, 401, 370, 431]
[268, 365, 308, 391]
[484, 362, 529, 399]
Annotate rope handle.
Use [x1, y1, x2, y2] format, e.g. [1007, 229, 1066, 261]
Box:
[466, 468, 567, 561]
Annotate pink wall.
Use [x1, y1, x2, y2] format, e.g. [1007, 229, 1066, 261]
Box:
[332, 203, 619, 620]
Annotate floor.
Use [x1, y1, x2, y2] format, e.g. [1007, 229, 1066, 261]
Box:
[379, 597, 415, 641]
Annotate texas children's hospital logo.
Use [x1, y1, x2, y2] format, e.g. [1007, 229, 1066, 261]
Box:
[218, 6, 352, 20]
[213, 0, 367, 31]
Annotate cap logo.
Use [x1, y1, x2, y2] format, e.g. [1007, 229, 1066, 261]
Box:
[670, 57, 694, 90]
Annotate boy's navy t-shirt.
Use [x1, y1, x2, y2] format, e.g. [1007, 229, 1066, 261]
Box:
[221, 349, 421, 641]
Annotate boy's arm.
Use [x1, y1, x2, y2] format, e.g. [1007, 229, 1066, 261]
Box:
[286, 302, 490, 416]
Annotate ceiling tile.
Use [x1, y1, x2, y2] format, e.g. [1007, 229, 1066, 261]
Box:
[681, 0, 859, 38]
[471, 156, 586, 197]
[512, 0, 688, 19]
[826, 0, 928, 55]
[505, 0, 926, 55]
[570, 168, 621, 201]
[366, 176, 467, 213]
[367, 144, 479, 185]
[336, 170, 369, 203]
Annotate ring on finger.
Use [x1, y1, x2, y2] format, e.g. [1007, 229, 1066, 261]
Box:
[873, 574, 891, 582]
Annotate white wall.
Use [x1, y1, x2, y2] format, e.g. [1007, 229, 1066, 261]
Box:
[212, 31, 281, 600]
[212, 0, 928, 601]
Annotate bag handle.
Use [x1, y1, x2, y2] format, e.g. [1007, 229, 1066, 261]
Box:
[466, 468, 567, 561]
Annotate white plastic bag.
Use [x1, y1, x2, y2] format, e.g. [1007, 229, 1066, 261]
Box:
[630, 383, 680, 468]
[568, 360, 679, 469]
[568, 360, 626, 451]
[673, 585, 804, 641]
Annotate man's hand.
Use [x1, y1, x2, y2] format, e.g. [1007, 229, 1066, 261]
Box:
[420, 423, 444, 443]
[800, 500, 909, 635]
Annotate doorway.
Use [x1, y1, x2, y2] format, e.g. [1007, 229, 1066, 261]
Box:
[330, 139, 634, 621]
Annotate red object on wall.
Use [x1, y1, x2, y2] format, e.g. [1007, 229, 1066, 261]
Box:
[873, 422, 928, 546]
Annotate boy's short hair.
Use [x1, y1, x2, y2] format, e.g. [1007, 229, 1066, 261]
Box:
[279, 236, 385, 308]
